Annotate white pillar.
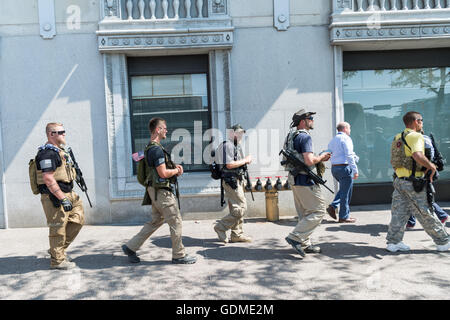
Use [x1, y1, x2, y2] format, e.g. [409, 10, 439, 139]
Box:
[390, 0, 397, 10]
[126, 0, 134, 19]
[174, 0, 180, 18]
[357, 0, 364, 11]
[186, 0, 191, 18]
[138, 0, 145, 19]
[150, 0, 156, 19]
[162, 0, 169, 19]
[197, 0, 203, 17]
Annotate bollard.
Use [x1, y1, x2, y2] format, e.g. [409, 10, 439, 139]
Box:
[265, 188, 279, 222]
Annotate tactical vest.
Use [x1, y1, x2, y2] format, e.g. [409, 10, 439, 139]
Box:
[219, 140, 244, 177]
[390, 130, 424, 173]
[282, 128, 317, 175]
[36, 146, 76, 186]
[144, 141, 177, 199]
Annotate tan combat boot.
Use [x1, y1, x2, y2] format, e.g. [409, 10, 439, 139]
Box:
[230, 234, 252, 243]
[50, 260, 77, 270]
[213, 223, 228, 243]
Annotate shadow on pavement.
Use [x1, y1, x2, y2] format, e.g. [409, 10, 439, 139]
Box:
[325, 223, 388, 237]
[0, 256, 49, 274]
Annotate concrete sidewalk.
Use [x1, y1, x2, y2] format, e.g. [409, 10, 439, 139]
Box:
[0, 203, 449, 300]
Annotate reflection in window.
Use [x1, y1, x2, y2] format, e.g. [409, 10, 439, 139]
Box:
[343, 67, 450, 183]
[130, 73, 210, 172]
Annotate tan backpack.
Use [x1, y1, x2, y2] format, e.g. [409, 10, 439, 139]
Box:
[28, 158, 40, 195]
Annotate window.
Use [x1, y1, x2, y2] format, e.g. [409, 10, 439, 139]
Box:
[128, 55, 211, 173]
[343, 66, 450, 183]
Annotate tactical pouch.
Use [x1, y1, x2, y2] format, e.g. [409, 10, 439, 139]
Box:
[410, 177, 426, 193]
[223, 174, 238, 190]
[48, 193, 61, 208]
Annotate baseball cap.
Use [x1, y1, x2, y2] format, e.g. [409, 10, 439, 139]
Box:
[291, 108, 316, 126]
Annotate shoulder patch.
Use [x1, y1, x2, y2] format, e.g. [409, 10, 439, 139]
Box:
[39, 159, 53, 170]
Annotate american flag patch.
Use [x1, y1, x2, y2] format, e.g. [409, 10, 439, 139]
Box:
[132, 151, 145, 162]
[39, 159, 53, 169]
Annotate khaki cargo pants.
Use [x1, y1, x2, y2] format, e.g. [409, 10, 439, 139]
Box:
[126, 186, 185, 259]
[216, 179, 247, 238]
[288, 184, 326, 248]
[41, 191, 84, 267]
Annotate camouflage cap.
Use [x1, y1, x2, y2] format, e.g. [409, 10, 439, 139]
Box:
[230, 124, 246, 133]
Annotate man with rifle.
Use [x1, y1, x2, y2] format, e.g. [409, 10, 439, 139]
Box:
[386, 111, 449, 253]
[122, 117, 196, 265]
[280, 109, 331, 258]
[406, 131, 448, 229]
[213, 124, 253, 244]
[33, 123, 85, 270]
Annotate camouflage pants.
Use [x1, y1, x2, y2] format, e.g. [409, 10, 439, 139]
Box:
[387, 178, 449, 246]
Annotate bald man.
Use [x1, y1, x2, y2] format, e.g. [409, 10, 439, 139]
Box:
[326, 122, 359, 223]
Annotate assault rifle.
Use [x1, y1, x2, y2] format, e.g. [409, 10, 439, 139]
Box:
[242, 164, 254, 201]
[67, 147, 93, 208]
[429, 133, 445, 172]
[425, 170, 436, 209]
[279, 148, 334, 194]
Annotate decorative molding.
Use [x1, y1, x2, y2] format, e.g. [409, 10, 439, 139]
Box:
[331, 24, 450, 44]
[211, 0, 227, 15]
[38, 0, 56, 39]
[101, 0, 121, 19]
[273, 0, 290, 31]
[98, 31, 233, 52]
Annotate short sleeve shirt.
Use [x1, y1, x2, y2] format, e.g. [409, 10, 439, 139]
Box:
[395, 128, 425, 178]
[146, 145, 166, 168]
[36, 148, 61, 172]
[215, 140, 243, 166]
[293, 132, 314, 186]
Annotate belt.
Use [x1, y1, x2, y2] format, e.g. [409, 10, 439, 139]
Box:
[396, 177, 410, 181]
[332, 164, 348, 167]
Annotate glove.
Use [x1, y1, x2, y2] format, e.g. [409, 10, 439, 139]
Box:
[60, 197, 73, 212]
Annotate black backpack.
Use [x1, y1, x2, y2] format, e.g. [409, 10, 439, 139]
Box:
[209, 141, 229, 180]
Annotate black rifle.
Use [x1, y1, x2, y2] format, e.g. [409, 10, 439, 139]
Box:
[220, 178, 225, 207]
[279, 149, 334, 194]
[242, 164, 254, 201]
[175, 180, 181, 210]
[424, 170, 436, 209]
[67, 147, 93, 208]
[429, 133, 445, 172]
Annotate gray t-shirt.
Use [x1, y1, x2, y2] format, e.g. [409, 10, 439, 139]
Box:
[215, 140, 244, 167]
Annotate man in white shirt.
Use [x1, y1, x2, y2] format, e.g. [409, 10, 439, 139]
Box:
[326, 122, 359, 223]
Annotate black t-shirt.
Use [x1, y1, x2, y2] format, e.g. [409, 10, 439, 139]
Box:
[36, 148, 61, 172]
[146, 145, 165, 168]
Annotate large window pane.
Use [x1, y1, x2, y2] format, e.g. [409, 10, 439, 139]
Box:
[130, 73, 210, 173]
[344, 67, 450, 183]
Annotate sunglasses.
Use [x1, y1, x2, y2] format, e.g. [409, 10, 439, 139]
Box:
[416, 118, 423, 122]
[51, 130, 66, 135]
[305, 116, 314, 121]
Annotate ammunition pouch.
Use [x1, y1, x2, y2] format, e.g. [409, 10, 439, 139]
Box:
[223, 172, 239, 190]
[410, 177, 427, 193]
[48, 193, 62, 208]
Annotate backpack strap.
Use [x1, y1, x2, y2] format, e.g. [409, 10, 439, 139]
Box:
[401, 131, 417, 178]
